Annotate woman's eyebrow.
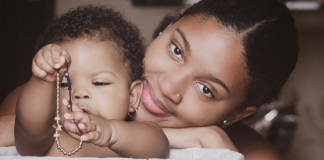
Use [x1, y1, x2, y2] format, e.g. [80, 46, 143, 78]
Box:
[210, 76, 231, 94]
[176, 28, 191, 52]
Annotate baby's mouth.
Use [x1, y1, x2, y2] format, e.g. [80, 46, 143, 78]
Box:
[81, 109, 92, 114]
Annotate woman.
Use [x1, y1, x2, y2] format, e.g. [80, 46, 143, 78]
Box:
[0, 0, 298, 159]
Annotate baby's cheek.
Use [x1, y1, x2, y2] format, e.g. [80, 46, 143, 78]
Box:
[98, 100, 129, 120]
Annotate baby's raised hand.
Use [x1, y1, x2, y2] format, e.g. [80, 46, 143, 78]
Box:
[32, 44, 70, 82]
[64, 111, 113, 148]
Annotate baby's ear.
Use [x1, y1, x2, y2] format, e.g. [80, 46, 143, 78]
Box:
[221, 106, 257, 128]
[128, 80, 143, 113]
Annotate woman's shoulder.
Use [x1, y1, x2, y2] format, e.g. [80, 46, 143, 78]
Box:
[0, 84, 25, 115]
[225, 122, 280, 160]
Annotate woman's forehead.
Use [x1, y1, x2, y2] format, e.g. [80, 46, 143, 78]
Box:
[175, 15, 239, 43]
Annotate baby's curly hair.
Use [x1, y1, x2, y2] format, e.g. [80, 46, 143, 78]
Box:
[35, 5, 144, 81]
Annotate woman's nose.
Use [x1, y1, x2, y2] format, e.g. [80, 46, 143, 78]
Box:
[158, 70, 187, 104]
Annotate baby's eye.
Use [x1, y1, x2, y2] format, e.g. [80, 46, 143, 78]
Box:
[197, 83, 213, 98]
[60, 83, 69, 88]
[171, 42, 182, 60]
[93, 82, 110, 86]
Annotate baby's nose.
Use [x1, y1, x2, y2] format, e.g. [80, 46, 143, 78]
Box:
[74, 95, 90, 99]
[73, 90, 91, 100]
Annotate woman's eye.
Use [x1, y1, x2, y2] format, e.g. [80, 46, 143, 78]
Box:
[93, 82, 110, 86]
[171, 43, 182, 59]
[60, 83, 69, 88]
[197, 83, 213, 98]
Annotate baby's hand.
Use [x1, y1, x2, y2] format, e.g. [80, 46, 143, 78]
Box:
[32, 44, 70, 82]
[64, 111, 113, 147]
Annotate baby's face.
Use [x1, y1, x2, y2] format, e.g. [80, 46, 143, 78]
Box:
[58, 39, 131, 121]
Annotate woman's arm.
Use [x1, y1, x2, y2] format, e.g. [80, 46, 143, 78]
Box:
[225, 122, 281, 160]
[163, 122, 280, 160]
[0, 84, 25, 116]
[0, 84, 25, 147]
[163, 126, 237, 151]
[0, 114, 16, 147]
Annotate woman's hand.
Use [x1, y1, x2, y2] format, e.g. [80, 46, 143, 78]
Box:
[0, 114, 16, 147]
[163, 125, 237, 151]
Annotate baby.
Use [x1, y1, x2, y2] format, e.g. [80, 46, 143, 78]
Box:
[14, 5, 169, 158]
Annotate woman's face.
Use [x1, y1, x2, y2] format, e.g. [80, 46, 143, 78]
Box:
[134, 16, 251, 128]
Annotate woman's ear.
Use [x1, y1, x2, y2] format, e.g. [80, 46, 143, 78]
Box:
[128, 80, 143, 113]
[221, 106, 257, 128]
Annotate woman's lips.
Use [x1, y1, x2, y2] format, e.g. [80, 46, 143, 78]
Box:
[142, 80, 171, 115]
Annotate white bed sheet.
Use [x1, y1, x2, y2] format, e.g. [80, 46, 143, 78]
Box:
[0, 146, 244, 160]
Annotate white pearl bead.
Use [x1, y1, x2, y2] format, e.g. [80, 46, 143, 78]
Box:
[53, 133, 60, 137]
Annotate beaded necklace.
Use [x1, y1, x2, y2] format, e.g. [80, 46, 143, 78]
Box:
[53, 59, 83, 156]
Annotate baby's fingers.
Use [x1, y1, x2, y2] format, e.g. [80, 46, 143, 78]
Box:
[42, 44, 62, 69]
[78, 122, 97, 132]
[63, 119, 82, 135]
[64, 112, 90, 123]
[32, 58, 55, 82]
[81, 131, 111, 147]
[81, 131, 100, 142]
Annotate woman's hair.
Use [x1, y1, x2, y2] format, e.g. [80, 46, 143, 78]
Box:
[183, 0, 298, 108]
[35, 5, 144, 81]
[155, 0, 299, 108]
[152, 14, 179, 40]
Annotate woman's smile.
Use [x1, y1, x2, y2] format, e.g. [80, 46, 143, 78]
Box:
[142, 80, 173, 116]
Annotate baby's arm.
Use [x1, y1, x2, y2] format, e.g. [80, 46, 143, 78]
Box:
[64, 111, 170, 158]
[15, 44, 67, 156]
[163, 126, 238, 151]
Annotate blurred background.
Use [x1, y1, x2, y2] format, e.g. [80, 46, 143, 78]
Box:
[0, 0, 323, 159]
